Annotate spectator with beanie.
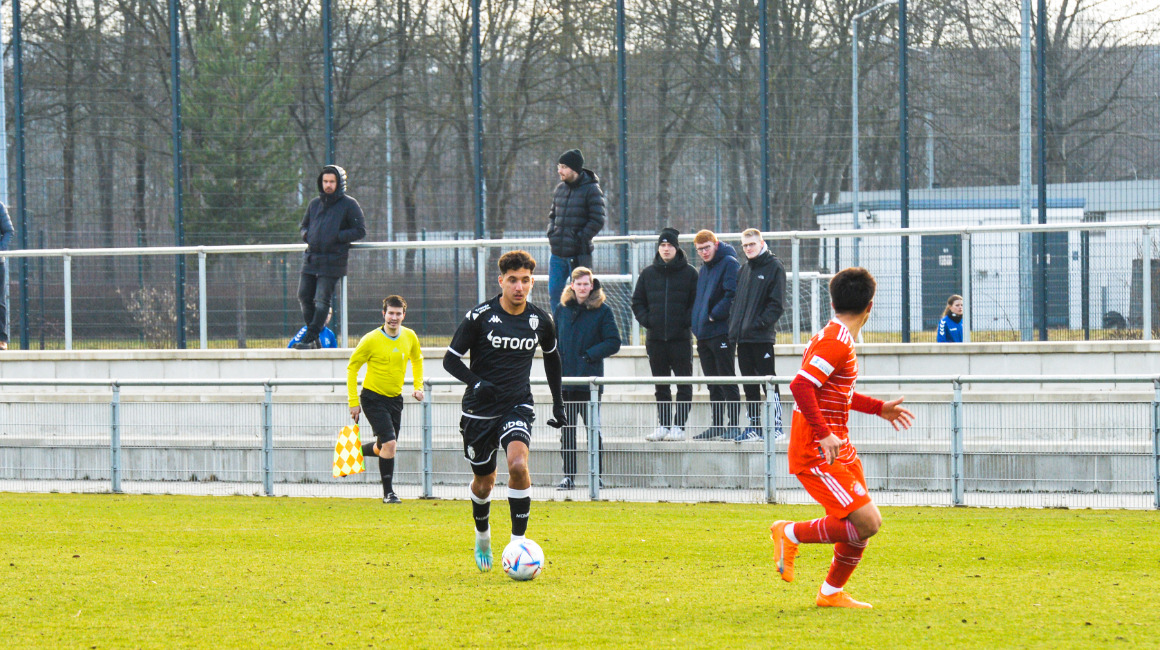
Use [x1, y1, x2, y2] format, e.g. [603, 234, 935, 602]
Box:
[691, 229, 742, 440]
[553, 267, 621, 490]
[729, 228, 787, 442]
[295, 165, 366, 349]
[546, 149, 606, 307]
[632, 227, 698, 441]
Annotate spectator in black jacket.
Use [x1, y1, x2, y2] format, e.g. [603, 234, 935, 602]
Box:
[632, 228, 698, 441]
[546, 149, 606, 307]
[295, 165, 366, 349]
[691, 230, 742, 440]
[728, 228, 787, 442]
[553, 267, 621, 490]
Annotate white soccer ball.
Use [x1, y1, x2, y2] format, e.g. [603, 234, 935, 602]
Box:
[501, 539, 544, 581]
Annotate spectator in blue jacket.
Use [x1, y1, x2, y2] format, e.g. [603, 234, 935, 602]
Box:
[0, 202, 13, 350]
[288, 309, 338, 349]
[690, 230, 742, 440]
[937, 294, 965, 343]
[552, 267, 621, 490]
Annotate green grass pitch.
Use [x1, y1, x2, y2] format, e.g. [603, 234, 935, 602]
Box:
[2, 493, 1157, 648]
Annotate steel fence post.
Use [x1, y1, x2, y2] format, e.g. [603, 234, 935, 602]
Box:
[630, 243, 640, 347]
[763, 379, 777, 503]
[810, 275, 820, 335]
[961, 233, 971, 343]
[198, 249, 207, 349]
[110, 382, 121, 494]
[63, 254, 71, 350]
[791, 236, 801, 343]
[1143, 227, 1152, 341]
[262, 382, 273, 496]
[422, 387, 433, 499]
[951, 379, 964, 506]
[1153, 379, 1160, 510]
[588, 381, 601, 501]
[476, 246, 486, 304]
[341, 276, 349, 347]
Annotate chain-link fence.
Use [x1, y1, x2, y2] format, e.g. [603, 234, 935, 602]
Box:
[2, 0, 1159, 348]
[2, 376, 1157, 509]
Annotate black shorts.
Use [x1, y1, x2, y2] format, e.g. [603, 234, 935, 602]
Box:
[361, 389, 403, 445]
[459, 405, 535, 477]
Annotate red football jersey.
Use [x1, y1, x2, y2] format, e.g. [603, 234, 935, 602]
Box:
[789, 318, 860, 473]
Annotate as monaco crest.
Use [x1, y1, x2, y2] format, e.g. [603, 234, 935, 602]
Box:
[529, 314, 539, 331]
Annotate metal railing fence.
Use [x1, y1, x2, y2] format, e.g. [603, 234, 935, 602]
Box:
[1, 375, 1157, 510]
[2, 220, 1157, 350]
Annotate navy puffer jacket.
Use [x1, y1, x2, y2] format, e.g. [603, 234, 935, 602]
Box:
[690, 241, 740, 340]
[553, 279, 622, 378]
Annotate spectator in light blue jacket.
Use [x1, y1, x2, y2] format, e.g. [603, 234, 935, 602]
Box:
[288, 309, 338, 349]
[937, 294, 964, 343]
[0, 202, 13, 350]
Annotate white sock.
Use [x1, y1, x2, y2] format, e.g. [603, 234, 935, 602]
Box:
[784, 524, 799, 545]
[820, 581, 842, 596]
[476, 528, 491, 545]
[510, 534, 526, 544]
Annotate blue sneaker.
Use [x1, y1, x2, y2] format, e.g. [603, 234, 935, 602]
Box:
[734, 427, 764, 443]
[720, 427, 743, 441]
[474, 533, 493, 572]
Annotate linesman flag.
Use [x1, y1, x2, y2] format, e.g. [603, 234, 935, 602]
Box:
[332, 424, 366, 477]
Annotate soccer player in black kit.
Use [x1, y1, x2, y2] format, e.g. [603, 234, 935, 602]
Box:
[443, 250, 567, 572]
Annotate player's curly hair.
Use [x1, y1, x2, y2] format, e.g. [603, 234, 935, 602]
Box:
[498, 250, 537, 274]
[382, 295, 407, 312]
[829, 268, 876, 314]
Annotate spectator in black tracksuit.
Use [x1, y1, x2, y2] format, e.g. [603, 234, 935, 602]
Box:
[546, 149, 606, 307]
[690, 230, 742, 440]
[728, 228, 787, 443]
[553, 267, 621, 490]
[632, 228, 698, 441]
[295, 165, 366, 349]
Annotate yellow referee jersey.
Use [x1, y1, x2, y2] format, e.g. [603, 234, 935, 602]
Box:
[346, 326, 424, 407]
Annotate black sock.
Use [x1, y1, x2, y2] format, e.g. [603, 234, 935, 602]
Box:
[380, 457, 394, 496]
[508, 489, 531, 537]
[361, 442, 376, 458]
[471, 495, 491, 533]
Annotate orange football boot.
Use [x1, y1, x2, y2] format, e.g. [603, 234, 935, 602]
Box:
[769, 520, 799, 582]
[816, 590, 872, 609]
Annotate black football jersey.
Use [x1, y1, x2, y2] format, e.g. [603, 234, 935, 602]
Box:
[447, 294, 558, 418]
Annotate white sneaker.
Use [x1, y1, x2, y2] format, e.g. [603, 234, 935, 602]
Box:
[646, 426, 668, 442]
[664, 426, 685, 441]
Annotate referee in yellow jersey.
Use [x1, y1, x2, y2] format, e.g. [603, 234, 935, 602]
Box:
[347, 295, 425, 503]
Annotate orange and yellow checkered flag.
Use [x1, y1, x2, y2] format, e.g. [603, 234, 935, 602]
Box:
[332, 424, 366, 477]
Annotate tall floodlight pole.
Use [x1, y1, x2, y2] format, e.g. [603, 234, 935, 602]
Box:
[1036, 0, 1048, 341]
[12, 0, 28, 349]
[758, 0, 770, 232]
[1019, 0, 1033, 340]
[616, 0, 629, 273]
[898, 0, 911, 343]
[169, 0, 185, 348]
[323, 0, 334, 164]
[471, 0, 484, 241]
[851, 1, 900, 269]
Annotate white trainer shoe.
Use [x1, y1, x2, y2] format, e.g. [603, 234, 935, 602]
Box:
[646, 426, 669, 442]
[664, 426, 685, 441]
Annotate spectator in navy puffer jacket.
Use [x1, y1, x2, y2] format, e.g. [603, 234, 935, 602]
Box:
[690, 230, 742, 440]
[552, 267, 621, 491]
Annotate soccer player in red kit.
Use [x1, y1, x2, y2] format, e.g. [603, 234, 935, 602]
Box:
[770, 268, 914, 609]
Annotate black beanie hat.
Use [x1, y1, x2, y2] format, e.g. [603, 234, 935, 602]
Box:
[558, 149, 584, 174]
[657, 227, 680, 247]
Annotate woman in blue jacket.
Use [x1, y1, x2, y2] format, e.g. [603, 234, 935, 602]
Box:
[937, 294, 965, 343]
[552, 267, 622, 490]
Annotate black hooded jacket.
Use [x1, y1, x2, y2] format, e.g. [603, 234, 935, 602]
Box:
[727, 247, 786, 344]
[546, 169, 606, 258]
[631, 247, 698, 342]
[299, 165, 367, 277]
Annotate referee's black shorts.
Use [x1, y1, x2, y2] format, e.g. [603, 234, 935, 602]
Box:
[361, 388, 403, 445]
